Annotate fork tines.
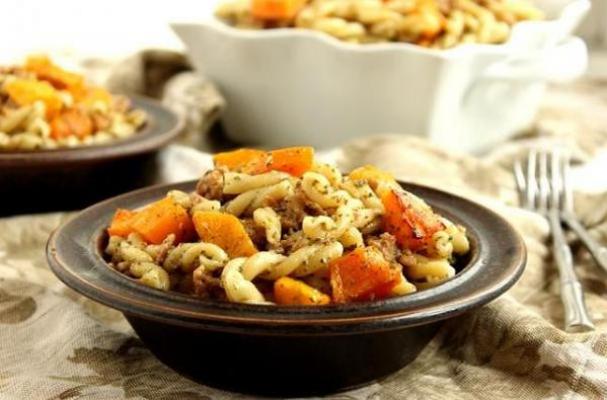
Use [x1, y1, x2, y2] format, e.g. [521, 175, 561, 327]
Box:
[514, 148, 572, 214]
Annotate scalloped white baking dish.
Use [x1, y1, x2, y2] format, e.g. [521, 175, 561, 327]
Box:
[172, 0, 590, 153]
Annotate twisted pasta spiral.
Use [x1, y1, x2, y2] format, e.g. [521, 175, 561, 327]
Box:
[163, 242, 229, 273]
[253, 207, 282, 245]
[129, 262, 171, 291]
[263, 243, 344, 280]
[311, 162, 343, 186]
[399, 253, 455, 287]
[223, 171, 290, 194]
[168, 190, 221, 213]
[105, 236, 170, 290]
[226, 179, 294, 216]
[221, 258, 266, 303]
[220, 244, 344, 304]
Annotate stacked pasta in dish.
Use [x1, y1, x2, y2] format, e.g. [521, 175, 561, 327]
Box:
[216, 0, 544, 48]
[0, 55, 146, 151]
[105, 147, 469, 305]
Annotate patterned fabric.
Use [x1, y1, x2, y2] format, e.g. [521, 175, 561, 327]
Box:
[1, 58, 607, 399]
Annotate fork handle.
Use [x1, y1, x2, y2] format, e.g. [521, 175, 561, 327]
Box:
[561, 211, 607, 275]
[549, 210, 595, 332]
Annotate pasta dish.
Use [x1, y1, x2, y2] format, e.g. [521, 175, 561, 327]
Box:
[215, 0, 544, 49]
[105, 146, 470, 305]
[0, 56, 146, 151]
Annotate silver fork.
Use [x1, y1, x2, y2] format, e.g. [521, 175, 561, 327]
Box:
[557, 159, 607, 275]
[514, 149, 595, 332]
[520, 149, 607, 274]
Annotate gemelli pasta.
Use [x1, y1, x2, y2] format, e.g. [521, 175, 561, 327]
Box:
[105, 146, 470, 305]
[215, 0, 544, 49]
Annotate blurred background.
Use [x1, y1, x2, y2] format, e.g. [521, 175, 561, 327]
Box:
[2, 0, 604, 69]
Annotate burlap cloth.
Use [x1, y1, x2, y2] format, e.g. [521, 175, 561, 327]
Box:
[2, 52, 607, 399]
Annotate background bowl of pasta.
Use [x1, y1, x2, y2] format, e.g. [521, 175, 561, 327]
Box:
[172, 0, 589, 153]
[0, 56, 184, 215]
[0, 96, 182, 215]
[47, 151, 526, 396]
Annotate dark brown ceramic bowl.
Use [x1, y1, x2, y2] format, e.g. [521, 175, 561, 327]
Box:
[0, 96, 183, 216]
[47, 180, 526, 397]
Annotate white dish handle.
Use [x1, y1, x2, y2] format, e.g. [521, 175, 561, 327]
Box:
[479, 36, 588, 84]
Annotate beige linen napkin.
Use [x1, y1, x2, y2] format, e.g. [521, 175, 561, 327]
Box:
[2, 52, 607, 398]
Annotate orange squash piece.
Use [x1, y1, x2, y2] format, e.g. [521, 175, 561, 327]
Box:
[192, 211, 257, 257]
[25, 55, 85, 97]
[213, 148, 268, 174]
[107, 209, 138, 237]
[78, 86, 112, 107]
[416, 0, 445, 39]
[381, 188, 444, 253]
[349, 165, 395, 182]
[213, 146, 314, 177]
[267, 146, 314, 177]
[274, 277, 331, 306]
[329, 247, 400, 303]
[348, 165, 397, 196]
[251, 0, 307, 20]
[130, 197, 195, 244]
[5, 78, 63, 118]
[50, 109, 93, 140]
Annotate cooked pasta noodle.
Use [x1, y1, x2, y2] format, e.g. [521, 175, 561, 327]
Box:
[253, 207, 282, 245]
[262, 245, 322, 280]
[224, 171, 290, 194]
[130, 262, 171, 291]
[311, 162, 343, 186]
[341, 179, 384, 211]
[303, 204, 353, 240]
[225, 189, 260, 216]
[105, 236, 171, 290]
[432, 230, 454, 259]
[442, 217, 470, 255]
[167, 190, 194, 209]
[225, 179, 294, 216]
[192, 196, 222, 213]
[301, 172, 339, 208]
[249, 179, 294, 211]
[400, 253, 456, 284]
[390, 273, 417, 295]
[163, 242, 229, 273]
[291, 242, 343, 277]
[221, 258, 266, 303]
[241, 251, 287, 281]
[339, 226, 364, 248]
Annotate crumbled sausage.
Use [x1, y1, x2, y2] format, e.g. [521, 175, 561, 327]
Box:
[241, 217, 267, 248]
[196, 168, 224, 200]
[367, 232, 400, 263]
[193, 269, 225, 300]
[278, 231, 311, 254]
[276, 183, 326, 231]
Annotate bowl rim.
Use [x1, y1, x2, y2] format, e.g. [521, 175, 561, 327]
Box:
[47, 179, 526, 335]
[171, 0, 590, 60]
[0, 95, 184, 168]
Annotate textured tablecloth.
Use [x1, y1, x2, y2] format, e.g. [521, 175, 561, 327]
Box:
[2, 53, 607, 400]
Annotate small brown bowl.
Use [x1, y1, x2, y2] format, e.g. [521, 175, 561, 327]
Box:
[0, 96, 183, 216]
[47, 180, 526, 397]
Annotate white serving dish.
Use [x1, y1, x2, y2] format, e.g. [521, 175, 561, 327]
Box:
[172, 0, 590, 153]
